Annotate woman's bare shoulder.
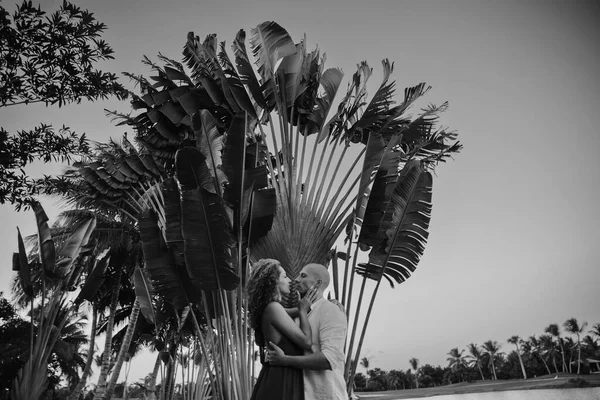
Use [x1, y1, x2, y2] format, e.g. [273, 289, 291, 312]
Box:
[263, 301, 284, 314]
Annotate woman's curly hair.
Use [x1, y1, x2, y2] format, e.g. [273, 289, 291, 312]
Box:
[247, 258, 281, 346]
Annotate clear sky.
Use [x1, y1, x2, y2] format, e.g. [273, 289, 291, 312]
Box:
[1, 0, 599, 383]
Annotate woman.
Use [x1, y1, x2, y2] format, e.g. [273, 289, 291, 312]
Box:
[247, 259, 318, 400]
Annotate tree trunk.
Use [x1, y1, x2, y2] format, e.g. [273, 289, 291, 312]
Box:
[558, 339, 567, 372]
[577, 335, 582, 374]
[164, 355, 176, 400]
[568, 346, 573, 373]
[69, 304, 98, 400]
[477, 364, 485, 380]
[539, 354, 552, 375]
[146, 354, 161, 400]
[551, 353, 559, 374]
[516, 350, 527, 379]
[93, 268, 122, 400]
[103, 299, 141, 400]
[490, 360, 497, 380]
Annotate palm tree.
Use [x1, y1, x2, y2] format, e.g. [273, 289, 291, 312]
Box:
[582, 335, 600, 373]
[564, 318, 588, 374]
[446, 348, 466, 381]
[539, 334, 559, 374]
[528, 335, 552, 375]
[360, 357, 370, 371]
[50, 21, 460, 400]
[465, 343, 485, 380]
[507, 336, 527, 379]
[590, 323, 600, 338]
[49, 140, 170, 400]
[482, 340, 501, 380]
[409, 358, 419, 388]
[545, 323, 567, 373]
[11, 203, 97, 400]
[359, 357, 370, 387]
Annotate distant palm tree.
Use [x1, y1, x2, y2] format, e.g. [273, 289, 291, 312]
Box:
[482, 341, 501, 380]
[507, 336, 527, 379]
[360, 357, 370, 387]
[360, 357, 370, 371]
[539, 334, 559, 374]
[565, 318, 589, 374]
[582, 335, 600, 372]
[528, 335, 552, 375]
[408, 358, 419, 388]
[447, 348, 466, 381]
[564, 336, 576, 373]
[590, 323, 600, 338]
[466, 343, 485, 380]
[545, 324, 567, 372]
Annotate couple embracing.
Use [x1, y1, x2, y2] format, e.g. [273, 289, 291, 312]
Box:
[247, 259, 348, 400]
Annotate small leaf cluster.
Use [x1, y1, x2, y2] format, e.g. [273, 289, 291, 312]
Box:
[0, 0, 128, 107]
[0, 124, 91, 209]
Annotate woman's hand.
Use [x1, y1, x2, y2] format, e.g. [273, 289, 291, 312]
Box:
[298, 284, 319, 314]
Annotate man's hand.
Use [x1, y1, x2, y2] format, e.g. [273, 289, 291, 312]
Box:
[265, 341, 285, 366]
[329, 298, 346, 315]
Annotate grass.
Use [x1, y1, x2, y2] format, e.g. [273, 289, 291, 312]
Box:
[356, 373, 600, 399]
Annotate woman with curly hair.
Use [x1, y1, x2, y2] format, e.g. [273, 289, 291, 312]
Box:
[248, 258, 318, 400]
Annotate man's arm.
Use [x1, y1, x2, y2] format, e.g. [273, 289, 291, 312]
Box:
[267, 302, 347, 371]
[267, 341, 331, 370]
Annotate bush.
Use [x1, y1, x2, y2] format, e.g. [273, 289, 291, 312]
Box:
[564, 378, 590, 388]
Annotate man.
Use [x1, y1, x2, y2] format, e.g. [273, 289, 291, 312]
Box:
[266, 263, 348, 400]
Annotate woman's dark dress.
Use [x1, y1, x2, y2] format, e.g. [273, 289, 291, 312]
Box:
[250, 333, 304, 400]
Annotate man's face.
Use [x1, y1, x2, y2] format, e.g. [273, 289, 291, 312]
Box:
[295, 265, 318, 295]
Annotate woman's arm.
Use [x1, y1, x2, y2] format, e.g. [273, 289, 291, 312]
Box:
[265, 287, 319, 351]
[265, 302, 312, 351]
[285, 307, 299, 318]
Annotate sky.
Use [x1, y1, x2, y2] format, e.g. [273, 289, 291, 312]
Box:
[1, 0, 599, 384]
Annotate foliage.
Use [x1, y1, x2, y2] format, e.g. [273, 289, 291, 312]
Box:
[418, 364, 445, 387]
[0, 0, 127, 209]
[49, 19, 461, 400]
[353, 372, 366, 389]
[0, 293, 30, 395]
[10, 202, 97, 400]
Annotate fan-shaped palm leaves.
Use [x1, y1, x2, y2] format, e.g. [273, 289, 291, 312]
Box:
[466, 343, 485, 380]
[44, 20, 459, 400]
[482, 340, 502, 380]
[446, 348, 467, 381]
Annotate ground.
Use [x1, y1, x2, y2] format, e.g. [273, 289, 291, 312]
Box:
[356, 373, 600, 399]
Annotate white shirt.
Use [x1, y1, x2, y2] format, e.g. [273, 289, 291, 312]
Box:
[304, 298, 348, 400]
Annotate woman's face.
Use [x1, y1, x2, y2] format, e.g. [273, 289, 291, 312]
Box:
[275, 265, 291, 297]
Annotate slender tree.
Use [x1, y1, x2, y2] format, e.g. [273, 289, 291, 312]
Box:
[528, 335, 552, 375]
[539, 334, 559, 374]
[466, 343, 486, 380]
[482, 340, 501, 380]
[564, 318, 588, 374]
[360, 357, 370, 388]
[409, 358, 420, 388]
[507, 336, 527, 379]
[591, 323, 600, 338]
[446, 348, 466, 381]
[545, 324, 567, 373]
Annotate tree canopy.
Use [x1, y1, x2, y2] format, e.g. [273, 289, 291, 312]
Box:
[0, 0, 127, 209]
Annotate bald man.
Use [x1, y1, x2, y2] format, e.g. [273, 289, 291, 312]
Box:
[266, 263, 348, 400]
